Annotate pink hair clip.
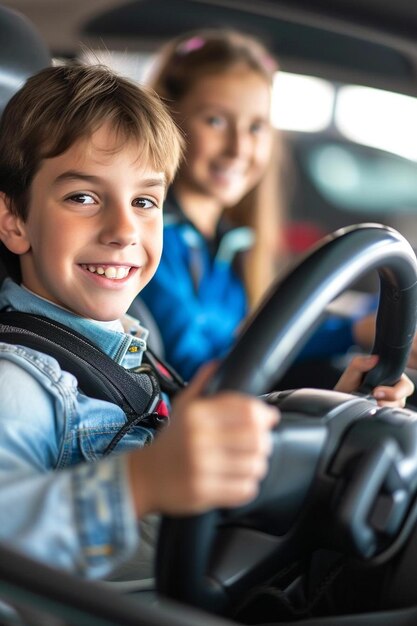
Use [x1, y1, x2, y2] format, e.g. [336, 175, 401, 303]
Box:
[176, 36, 206, 55]
[262, 55, 277, 72]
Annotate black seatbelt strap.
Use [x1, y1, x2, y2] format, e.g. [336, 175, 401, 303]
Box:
[143, 346, 186, 394]
[0, 311, 165, 423]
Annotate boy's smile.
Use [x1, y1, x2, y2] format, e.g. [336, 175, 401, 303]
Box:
[15, 124, 166, 321]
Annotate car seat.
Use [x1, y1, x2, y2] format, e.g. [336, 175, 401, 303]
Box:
[0, 5, 50, 113]
[0, 5, 51, 287]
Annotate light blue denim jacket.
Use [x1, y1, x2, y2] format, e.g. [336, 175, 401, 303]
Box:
[0, 278, 157, 579]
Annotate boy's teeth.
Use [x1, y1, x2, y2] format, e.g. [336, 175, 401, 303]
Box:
[105, 267, 117, 278]
[84, 265, 130, 279]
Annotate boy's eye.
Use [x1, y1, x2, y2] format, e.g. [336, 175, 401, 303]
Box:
[132, 197, 158, 210]
[67, 193, 96, 205]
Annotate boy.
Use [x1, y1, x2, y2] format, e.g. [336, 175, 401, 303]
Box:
[0, 63, 279, 579]
[0, 64, 412, 581]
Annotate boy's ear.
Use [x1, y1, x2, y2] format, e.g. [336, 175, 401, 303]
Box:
[0, 192, 30, 254]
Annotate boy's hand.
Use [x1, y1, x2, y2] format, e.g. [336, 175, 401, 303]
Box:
[334, 354, 414, 407]
[128, 362, 279, 518]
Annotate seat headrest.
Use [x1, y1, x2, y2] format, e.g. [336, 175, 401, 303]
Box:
[0, 6, 51, 284]
[0, 6, 51, 116]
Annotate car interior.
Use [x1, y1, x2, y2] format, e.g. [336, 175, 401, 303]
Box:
[1, 1, 417, 625]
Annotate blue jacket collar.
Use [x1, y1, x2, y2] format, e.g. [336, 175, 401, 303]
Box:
[0, 278, 136, 363]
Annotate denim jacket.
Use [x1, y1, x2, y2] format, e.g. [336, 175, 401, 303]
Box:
[0, 278, 157, 579]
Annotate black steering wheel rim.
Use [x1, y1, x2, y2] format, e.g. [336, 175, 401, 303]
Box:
[156, 223, 417, 612]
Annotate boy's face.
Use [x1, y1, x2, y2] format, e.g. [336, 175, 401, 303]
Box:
[16, 124, 166, 321]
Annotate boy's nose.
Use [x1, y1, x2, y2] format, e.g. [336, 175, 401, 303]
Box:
[99, 204, 138, 247]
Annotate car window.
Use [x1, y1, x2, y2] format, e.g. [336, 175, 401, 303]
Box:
[306, 141, 417, 213]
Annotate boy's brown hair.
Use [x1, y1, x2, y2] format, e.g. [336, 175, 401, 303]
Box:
[0, 63, 183, 281]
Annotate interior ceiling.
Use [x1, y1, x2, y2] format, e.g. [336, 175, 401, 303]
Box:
[2, 0, 417, 94]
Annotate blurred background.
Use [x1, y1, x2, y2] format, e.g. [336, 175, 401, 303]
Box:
[2, 0, 417, 322]
[2, 0, 417, 277]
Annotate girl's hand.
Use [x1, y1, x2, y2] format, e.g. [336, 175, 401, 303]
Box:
[334, 354, 414, 408]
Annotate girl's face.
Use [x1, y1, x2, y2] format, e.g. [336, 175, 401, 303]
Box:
[175, 65, 274, 208]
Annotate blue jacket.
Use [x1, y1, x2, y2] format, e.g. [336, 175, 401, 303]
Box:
[141, 193, 373, 381]
[0, 278, 156, 579]
[141, 193, 250, 380]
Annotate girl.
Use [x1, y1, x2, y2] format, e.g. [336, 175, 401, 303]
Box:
[140, 29, 378, 381]
[140, 29, 289, 380]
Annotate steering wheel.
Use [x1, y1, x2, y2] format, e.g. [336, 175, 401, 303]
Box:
[156, 223, 417, 615]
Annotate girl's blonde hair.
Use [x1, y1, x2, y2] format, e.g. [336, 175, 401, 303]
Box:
[148, 29, 288, 307]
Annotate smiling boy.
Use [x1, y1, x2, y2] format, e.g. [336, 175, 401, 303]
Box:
[0, 64, 279, 577]
[12, 124, 165, 320]
[0, 63, 412, 581]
